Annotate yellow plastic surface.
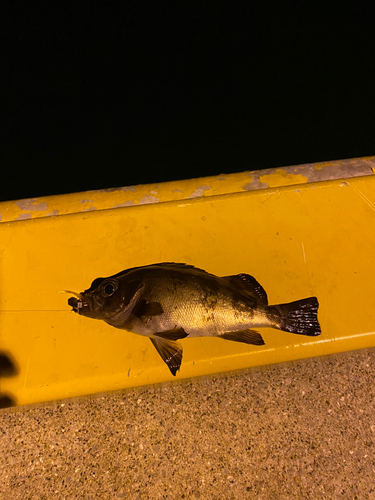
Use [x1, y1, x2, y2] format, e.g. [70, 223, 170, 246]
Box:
[1, 155, 374, 223]
[1, 175, 375, 406]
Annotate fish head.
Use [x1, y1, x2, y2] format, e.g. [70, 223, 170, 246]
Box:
[68, 277, 128, 322]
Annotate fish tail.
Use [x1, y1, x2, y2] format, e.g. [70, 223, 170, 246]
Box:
[271, 297, 321, 337]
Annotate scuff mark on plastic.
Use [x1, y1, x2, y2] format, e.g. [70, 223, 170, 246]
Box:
[80, 199, 94, 203]
[301, 242, 307, 266]
[243, 178, 269, 191]
[82, 206, 97, 212]
[259, 169, 308, 188]
[45, 210, 59, 216]
[96, 187, 118, 193]
[315, 162, 334, 170]
[172, 189, 183, 193]
[16, 213, 32, 220]
[96, 186, 136, 193]
[114, 201, 136, 208]
[23, 356, 31, 389]
[15, 199, 49, 211]
[138, 195, 160, 205]
[187, 185, 211, 199]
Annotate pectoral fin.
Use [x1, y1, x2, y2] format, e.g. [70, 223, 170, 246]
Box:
[133, 299, 164, 318]
[219, 329, 265, 346]
[150, 337, 183, 376]
[142, 301, 164, 317]
[154, 327, 188, 341]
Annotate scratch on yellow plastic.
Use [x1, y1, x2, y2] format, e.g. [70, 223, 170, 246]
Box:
[1, 175, 375, 406]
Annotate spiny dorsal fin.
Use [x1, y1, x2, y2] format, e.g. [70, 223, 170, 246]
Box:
[150, 337, 183, 376]
[224, 274, 268, 305]
[219, 329, 265, 346]
[107, 262, 211, 280]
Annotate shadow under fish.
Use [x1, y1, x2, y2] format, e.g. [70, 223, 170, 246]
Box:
[66, 263, 321, 376]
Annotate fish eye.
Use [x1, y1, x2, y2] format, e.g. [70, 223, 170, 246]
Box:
[100, 280, 118, 297]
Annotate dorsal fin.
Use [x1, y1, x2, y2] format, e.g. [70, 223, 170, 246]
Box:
[105, 262, 212, 281]
[224, 273, 268, 305]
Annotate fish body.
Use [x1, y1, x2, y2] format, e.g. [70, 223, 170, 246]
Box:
[68, 263, 321, 375]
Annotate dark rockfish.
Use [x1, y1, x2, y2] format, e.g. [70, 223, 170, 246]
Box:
[67, 263, 321, 375]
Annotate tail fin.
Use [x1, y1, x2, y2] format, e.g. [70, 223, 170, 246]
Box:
[273, 297, 321, 337]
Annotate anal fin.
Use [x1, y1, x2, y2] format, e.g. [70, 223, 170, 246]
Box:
[150, 337, 183, 376]
[219, 329, 265, 346]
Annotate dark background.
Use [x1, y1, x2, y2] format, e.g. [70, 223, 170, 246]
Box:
[2, 2, 374, 202]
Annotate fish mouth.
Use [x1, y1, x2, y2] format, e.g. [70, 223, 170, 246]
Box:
[68, 296, 81, 312]
[68, 296, 91, 314]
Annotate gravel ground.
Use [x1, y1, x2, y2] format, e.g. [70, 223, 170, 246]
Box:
[1, 348, 375, 500]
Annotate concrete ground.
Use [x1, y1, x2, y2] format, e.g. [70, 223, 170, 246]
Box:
[1, 348, 375, 499]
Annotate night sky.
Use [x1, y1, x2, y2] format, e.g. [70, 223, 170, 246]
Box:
[2, 3, 374, 202]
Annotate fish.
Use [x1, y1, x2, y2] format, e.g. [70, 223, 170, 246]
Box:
[66, 263, 321, 376]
